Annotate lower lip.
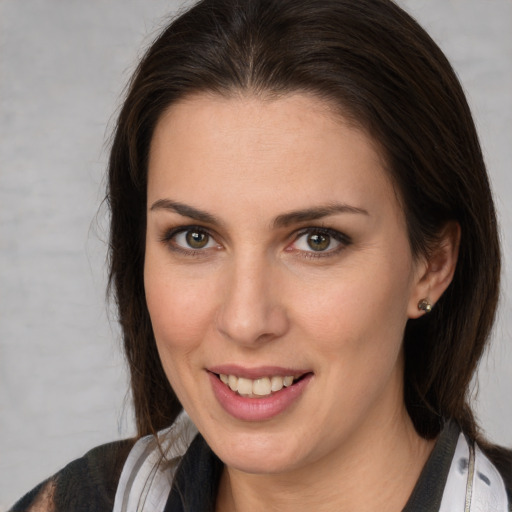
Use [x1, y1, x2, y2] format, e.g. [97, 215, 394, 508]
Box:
[208, 372, 313, 422]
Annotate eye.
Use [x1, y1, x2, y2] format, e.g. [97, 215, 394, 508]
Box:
[291, 228, 349, 255]
[165, 227, 219, 252]
[302, 232, 332, 251]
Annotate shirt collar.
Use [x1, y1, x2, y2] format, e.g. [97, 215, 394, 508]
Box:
[164, 434, 223, 512]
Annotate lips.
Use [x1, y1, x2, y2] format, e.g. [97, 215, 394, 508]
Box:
[208, 365, 313, 421]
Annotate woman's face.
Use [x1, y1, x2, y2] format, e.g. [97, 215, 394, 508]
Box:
[144, 93, 427, 475]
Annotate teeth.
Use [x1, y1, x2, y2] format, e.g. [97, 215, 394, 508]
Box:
[271, 376, 283, 391]
[228, 375, 238, 392]
[253, 377, 271, 396]
[283, 376, 294, 387]
[218, 373, 297, 397]
[237, 377, 253, 396]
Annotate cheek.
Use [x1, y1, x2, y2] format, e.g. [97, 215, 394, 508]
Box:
[144, 256, 218, 356]
[289, 254, 413, 390]
[144, 264, 219, 408]
[297, 268, 410, 344]
[289, 265, 411, 429]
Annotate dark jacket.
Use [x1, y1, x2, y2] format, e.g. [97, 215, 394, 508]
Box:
[9, 440, 135, 512]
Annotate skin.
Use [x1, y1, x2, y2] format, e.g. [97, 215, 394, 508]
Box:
[144, 92, 459, 512]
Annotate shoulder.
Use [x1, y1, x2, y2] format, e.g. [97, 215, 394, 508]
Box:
[482, 443, 512, 505]
[9, 438, 136, 512]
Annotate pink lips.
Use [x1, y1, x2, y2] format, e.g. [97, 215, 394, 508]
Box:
[208, 365, 313, 422]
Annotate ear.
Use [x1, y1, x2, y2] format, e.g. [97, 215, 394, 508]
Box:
[407, 221, 460, 319]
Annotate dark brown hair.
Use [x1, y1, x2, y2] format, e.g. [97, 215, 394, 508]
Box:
[107, 0, 500, 440]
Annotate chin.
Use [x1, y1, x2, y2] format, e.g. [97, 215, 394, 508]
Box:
[208, 429, 308, 475]
[221, 451, 298, 475]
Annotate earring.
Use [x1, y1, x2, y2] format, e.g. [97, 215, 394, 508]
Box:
[418, 298, 433, 313]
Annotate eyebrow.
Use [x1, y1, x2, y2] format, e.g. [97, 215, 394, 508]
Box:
[273, 203, 368, 228]
[150, 199, 221, 225]
[149, 198, 368, 227]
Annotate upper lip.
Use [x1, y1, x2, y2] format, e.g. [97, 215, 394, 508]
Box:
[207, 364, 311, 379]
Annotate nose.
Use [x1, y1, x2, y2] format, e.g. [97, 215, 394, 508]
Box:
[215, 257, 289, 346]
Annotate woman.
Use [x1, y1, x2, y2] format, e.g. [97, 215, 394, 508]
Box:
[10, 0, 511, 511]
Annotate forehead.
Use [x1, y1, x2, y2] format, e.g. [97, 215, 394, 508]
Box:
[147, 92, 401, 225]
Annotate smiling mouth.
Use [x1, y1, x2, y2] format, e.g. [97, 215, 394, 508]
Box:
[215, 373, 310, 398]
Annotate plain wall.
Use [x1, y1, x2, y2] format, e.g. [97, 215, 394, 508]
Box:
[0, 0, 510, 509]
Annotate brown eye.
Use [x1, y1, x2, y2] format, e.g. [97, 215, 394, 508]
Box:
[306, 233, 331, 251]
[291, 228, 348, 256]
[185, 230, 210, 249]
[164, 227, 219, 254]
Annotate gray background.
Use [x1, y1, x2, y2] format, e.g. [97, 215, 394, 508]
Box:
[0, 0, 510, 509]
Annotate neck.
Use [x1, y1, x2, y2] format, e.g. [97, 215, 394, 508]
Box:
[216, 410, 435, 512]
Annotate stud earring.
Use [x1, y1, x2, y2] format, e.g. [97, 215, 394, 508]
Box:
[418, 298, 433, 313]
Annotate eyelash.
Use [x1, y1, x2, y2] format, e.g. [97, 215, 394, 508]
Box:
[290, 227, 351, 259]
[159, 225, 351, 259]
[159, 225, 219, 257]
